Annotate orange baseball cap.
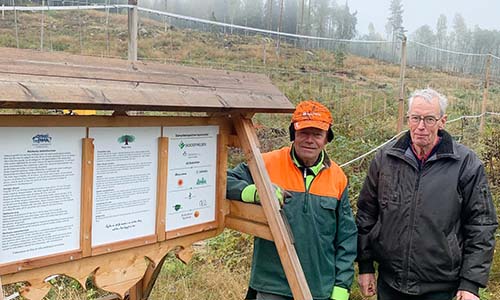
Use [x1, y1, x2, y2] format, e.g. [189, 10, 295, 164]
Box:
[291, 100, 333, 131]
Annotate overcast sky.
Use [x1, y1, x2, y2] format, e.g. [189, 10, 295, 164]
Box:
[347, 0, 500, 36]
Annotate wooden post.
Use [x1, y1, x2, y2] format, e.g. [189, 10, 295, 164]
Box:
[384, 94, 387, 118]
[263, 39, 267, 65]
[0, 275, 4, 300]
[13, 0, 19, 49]
[276, 0, 284, 58]
[128, 0, 138, 62]
[233, 116, 312, 300]
[479, 54, 491, 134]
[156, 137, 168, 242]
[40, 0, 45, 51]
[397, 35, 407, 133]
[81, 138, 95, 257]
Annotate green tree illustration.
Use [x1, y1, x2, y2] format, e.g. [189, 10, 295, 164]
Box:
[118, 135, 135, 145]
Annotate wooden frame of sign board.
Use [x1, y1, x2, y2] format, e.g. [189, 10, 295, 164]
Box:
[0, 47, 313, 300]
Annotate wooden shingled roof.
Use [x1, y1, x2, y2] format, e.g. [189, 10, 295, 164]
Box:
[0, 47, 295, 113]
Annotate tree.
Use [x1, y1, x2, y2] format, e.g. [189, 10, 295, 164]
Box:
[264, 0, 279, 30]
[387, 0, 405, 41]
[333, 2, 357, 39]
[436, 14, 447, 49]
[452, 13, 469, 51]
[314, 0, 331, 37]
[118, 135, 135, 145]
[412, 25, 435, 45]
[242, 0, 263, 28]
[283, 0, 298, 34]
[364, 22, 384, 41]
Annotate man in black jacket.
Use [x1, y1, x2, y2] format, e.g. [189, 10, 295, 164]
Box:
[356, 88, 498, 300]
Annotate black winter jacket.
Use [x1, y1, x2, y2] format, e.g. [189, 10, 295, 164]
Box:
[356, 130, 497, 296]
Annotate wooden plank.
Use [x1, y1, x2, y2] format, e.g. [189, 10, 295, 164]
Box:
[140, 255, 167, 300]
[225, 216, 273, 241]
[0, 48, 284, 92]
[175, 246, 194, 264]
[156, 137, 168, 242]
[0, 48, 295, 113]
[226, 134, 241, 148]
[127, 280, 142, 300]
[165, 221, 218, 240]
[3, 229, 219, 299]
[0, 61, 279, 93]
[0, 275, 4, 300]
[216, 134, 230, 234]
[233, 116, 312, 300]
[0, 115, 233, 132]
[228, 201, 268, 224]
[91, 235, 157, 256]
[81, 138, 94, 257]
[0, 251, 82, 276]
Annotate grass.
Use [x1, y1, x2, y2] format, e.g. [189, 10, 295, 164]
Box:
[0, 8, 499, 300]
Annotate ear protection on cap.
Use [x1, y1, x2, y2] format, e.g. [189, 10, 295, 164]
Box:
[289, 123, 334, 142]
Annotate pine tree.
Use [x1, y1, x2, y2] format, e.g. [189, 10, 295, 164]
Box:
[387, 0, 405, 42]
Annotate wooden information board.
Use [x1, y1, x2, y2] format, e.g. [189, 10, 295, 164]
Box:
[0, 47, 313, 300]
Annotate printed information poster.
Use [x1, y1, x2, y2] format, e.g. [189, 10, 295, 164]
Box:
[0, 127, 84, 264]
[164, 126, 219, 231]
[90, 127, 160, 246]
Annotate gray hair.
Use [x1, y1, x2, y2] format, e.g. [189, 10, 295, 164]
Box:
[407, 88, 448, 116]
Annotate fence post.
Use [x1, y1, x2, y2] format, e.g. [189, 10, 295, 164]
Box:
[479, 54, 491, 135]
[128, 0, 138, 62]
[262, 39, 267, 65]
[40, 0, 45, 51]
[13, 0, 19, 48]
[276, 0, 283, 58]
[397, 35, 407, 133]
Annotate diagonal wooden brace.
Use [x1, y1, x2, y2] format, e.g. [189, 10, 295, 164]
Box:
[233, 115, 312, 300]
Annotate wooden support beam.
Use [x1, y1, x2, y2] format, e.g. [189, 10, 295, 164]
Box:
[156, 137, 168, 242]
[81, 138, 94, 258]
[225, 216, 273, 241]
[233, 115, 312, 300]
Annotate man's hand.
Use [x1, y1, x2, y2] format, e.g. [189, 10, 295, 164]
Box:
[241, 184, 291, 206]
[456, 290, 479, 300]
[358, 273, 376, 297]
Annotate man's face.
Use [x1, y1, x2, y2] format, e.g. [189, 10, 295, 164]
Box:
[407, 96, 446, 152]
[294, 127, 328, 166]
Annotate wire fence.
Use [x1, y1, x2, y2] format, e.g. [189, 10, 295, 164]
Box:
[0, 2, 499, 169]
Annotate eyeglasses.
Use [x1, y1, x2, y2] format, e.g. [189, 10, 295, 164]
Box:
[407, 115, 440, 126]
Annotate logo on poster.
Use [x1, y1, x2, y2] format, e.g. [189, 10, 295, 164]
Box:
[196, 177, 207, 185]
[117, 134, 135, 147]
[32, 134, 52, 145]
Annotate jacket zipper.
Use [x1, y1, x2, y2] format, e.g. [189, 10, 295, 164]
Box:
[303, 167, 309, 213]
[403, 165, 422, 292]
[301, 165, 327, 213]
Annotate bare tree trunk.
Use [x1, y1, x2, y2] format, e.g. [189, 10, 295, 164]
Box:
[267, 0, 273, 30]
[299, 0, 304, 35]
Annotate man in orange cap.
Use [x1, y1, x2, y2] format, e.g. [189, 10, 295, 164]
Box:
[227, 100, 357, 300]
